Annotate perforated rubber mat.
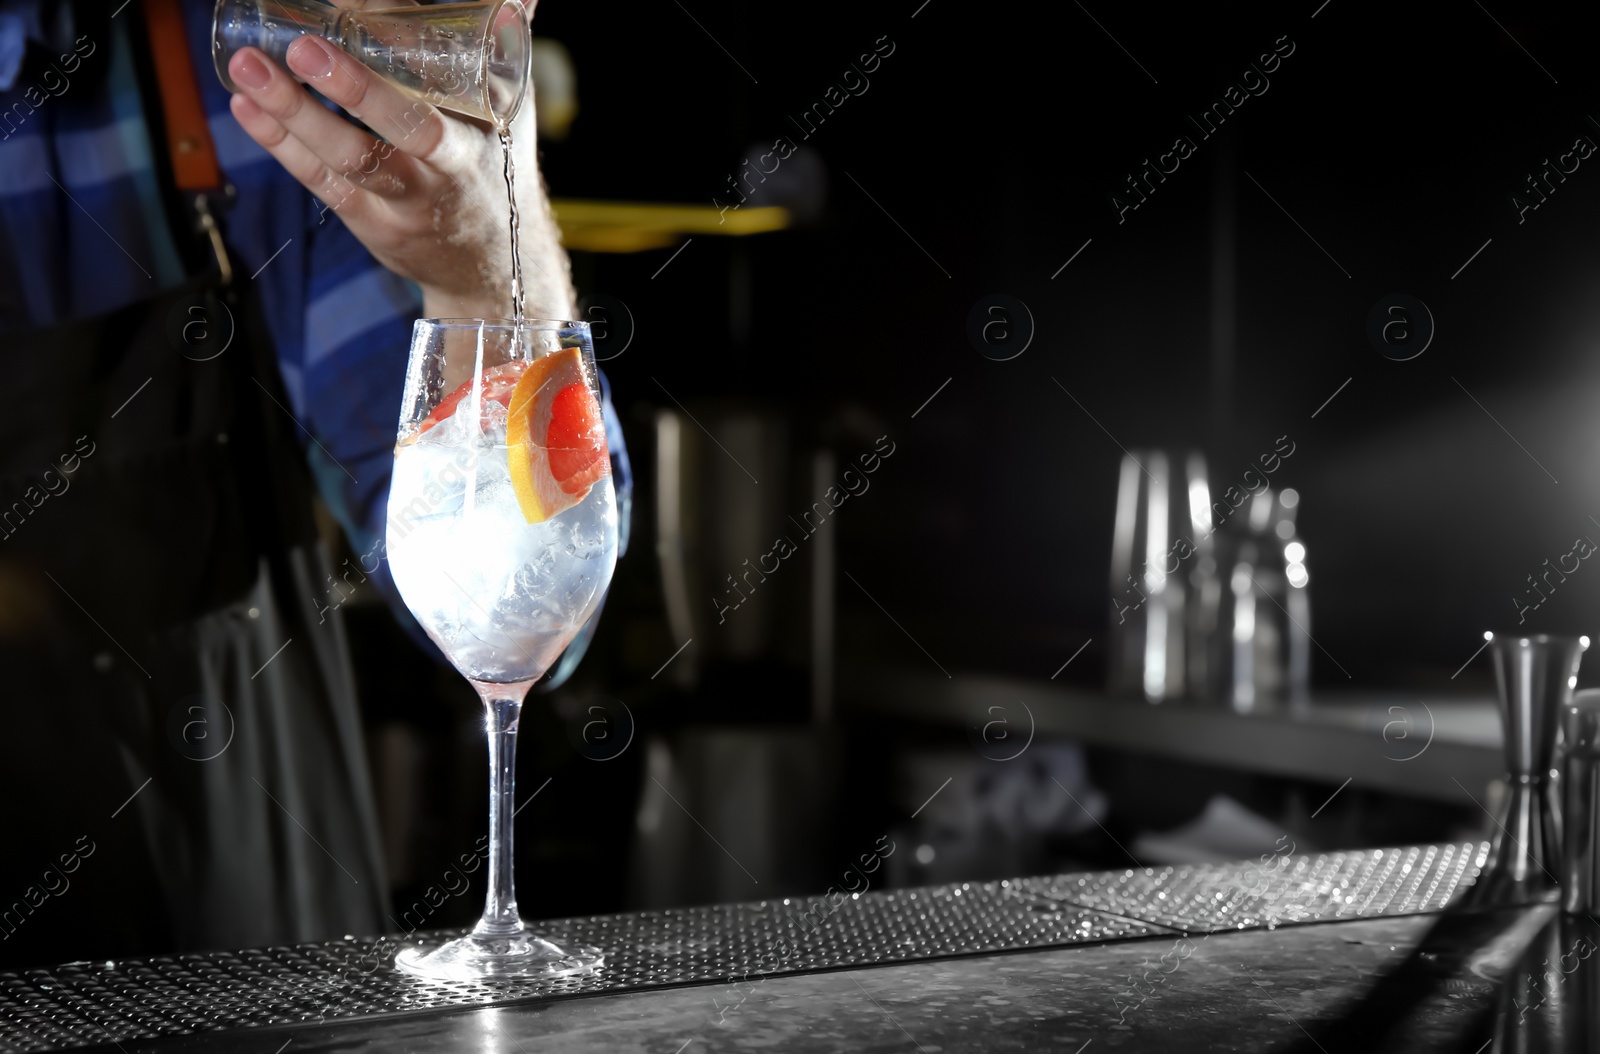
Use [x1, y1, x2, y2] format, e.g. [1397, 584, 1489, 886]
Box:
[1021, 841, 1490, 932]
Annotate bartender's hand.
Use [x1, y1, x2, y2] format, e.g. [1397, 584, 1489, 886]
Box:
[224, 0, 574, 321]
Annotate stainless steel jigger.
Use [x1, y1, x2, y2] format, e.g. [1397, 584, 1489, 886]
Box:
[1563, 688, 1600, 914]
[1462, 632, 1589, 908]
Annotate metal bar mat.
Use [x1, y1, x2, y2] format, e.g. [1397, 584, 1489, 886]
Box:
[0, 842, 1487, 1052]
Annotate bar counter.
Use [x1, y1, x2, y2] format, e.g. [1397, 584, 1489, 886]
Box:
[10, 839, 1587, 1053]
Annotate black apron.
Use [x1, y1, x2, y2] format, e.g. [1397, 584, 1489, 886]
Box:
[0, 180, 387, 967]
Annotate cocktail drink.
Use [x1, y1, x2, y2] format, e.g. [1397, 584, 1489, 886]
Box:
[388, 321, 615, 685]
[387, 318, 617, 979]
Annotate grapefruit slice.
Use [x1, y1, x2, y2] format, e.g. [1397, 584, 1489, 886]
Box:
[419, 361, 528, 435]
[506, 348, 610, 523]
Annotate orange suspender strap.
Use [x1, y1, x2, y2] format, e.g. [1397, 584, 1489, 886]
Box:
[139, 0, 223, 193]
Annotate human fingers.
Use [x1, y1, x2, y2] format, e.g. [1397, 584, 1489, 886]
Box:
[227, 46, 421, 192]
[282, 35, 460, 166]
[228, 93, 392, 221]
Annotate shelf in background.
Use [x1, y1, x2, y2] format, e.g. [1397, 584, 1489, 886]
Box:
[842, 669, 1503, 804]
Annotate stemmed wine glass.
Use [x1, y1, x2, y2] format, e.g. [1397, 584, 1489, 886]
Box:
[386, 318, 618, 979]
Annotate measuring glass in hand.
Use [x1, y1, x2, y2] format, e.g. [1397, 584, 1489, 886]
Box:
[213, 0, 531, 125]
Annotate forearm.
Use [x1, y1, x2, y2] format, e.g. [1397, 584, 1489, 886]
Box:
[515, 169, 578, 321]
[420, 166, 575, 322]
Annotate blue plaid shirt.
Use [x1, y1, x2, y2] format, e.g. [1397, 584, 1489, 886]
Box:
[0, 2, 630, 618]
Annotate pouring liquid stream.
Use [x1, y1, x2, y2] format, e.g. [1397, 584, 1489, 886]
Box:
[486, 125, 523, 520]
[498, 127, 524, 322]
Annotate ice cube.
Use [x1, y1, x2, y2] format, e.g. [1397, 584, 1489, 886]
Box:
[480, 398, 509, 442]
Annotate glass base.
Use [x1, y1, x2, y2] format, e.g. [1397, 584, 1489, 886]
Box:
[396, 932, 604, 981]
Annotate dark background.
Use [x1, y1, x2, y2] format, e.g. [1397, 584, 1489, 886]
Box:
[531, 0, 1600, 689]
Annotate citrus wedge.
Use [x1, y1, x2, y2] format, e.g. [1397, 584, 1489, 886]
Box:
[419, 361, 528, 435]
[506, 348, 610, 523]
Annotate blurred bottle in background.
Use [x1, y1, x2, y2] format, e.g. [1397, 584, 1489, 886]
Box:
[1108, 450, 1309, 709]
[1107, 450, 1215, 703]
[1209, 487, 1311, 711]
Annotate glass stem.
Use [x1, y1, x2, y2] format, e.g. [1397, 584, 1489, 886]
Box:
[473, 691, 526, 939]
